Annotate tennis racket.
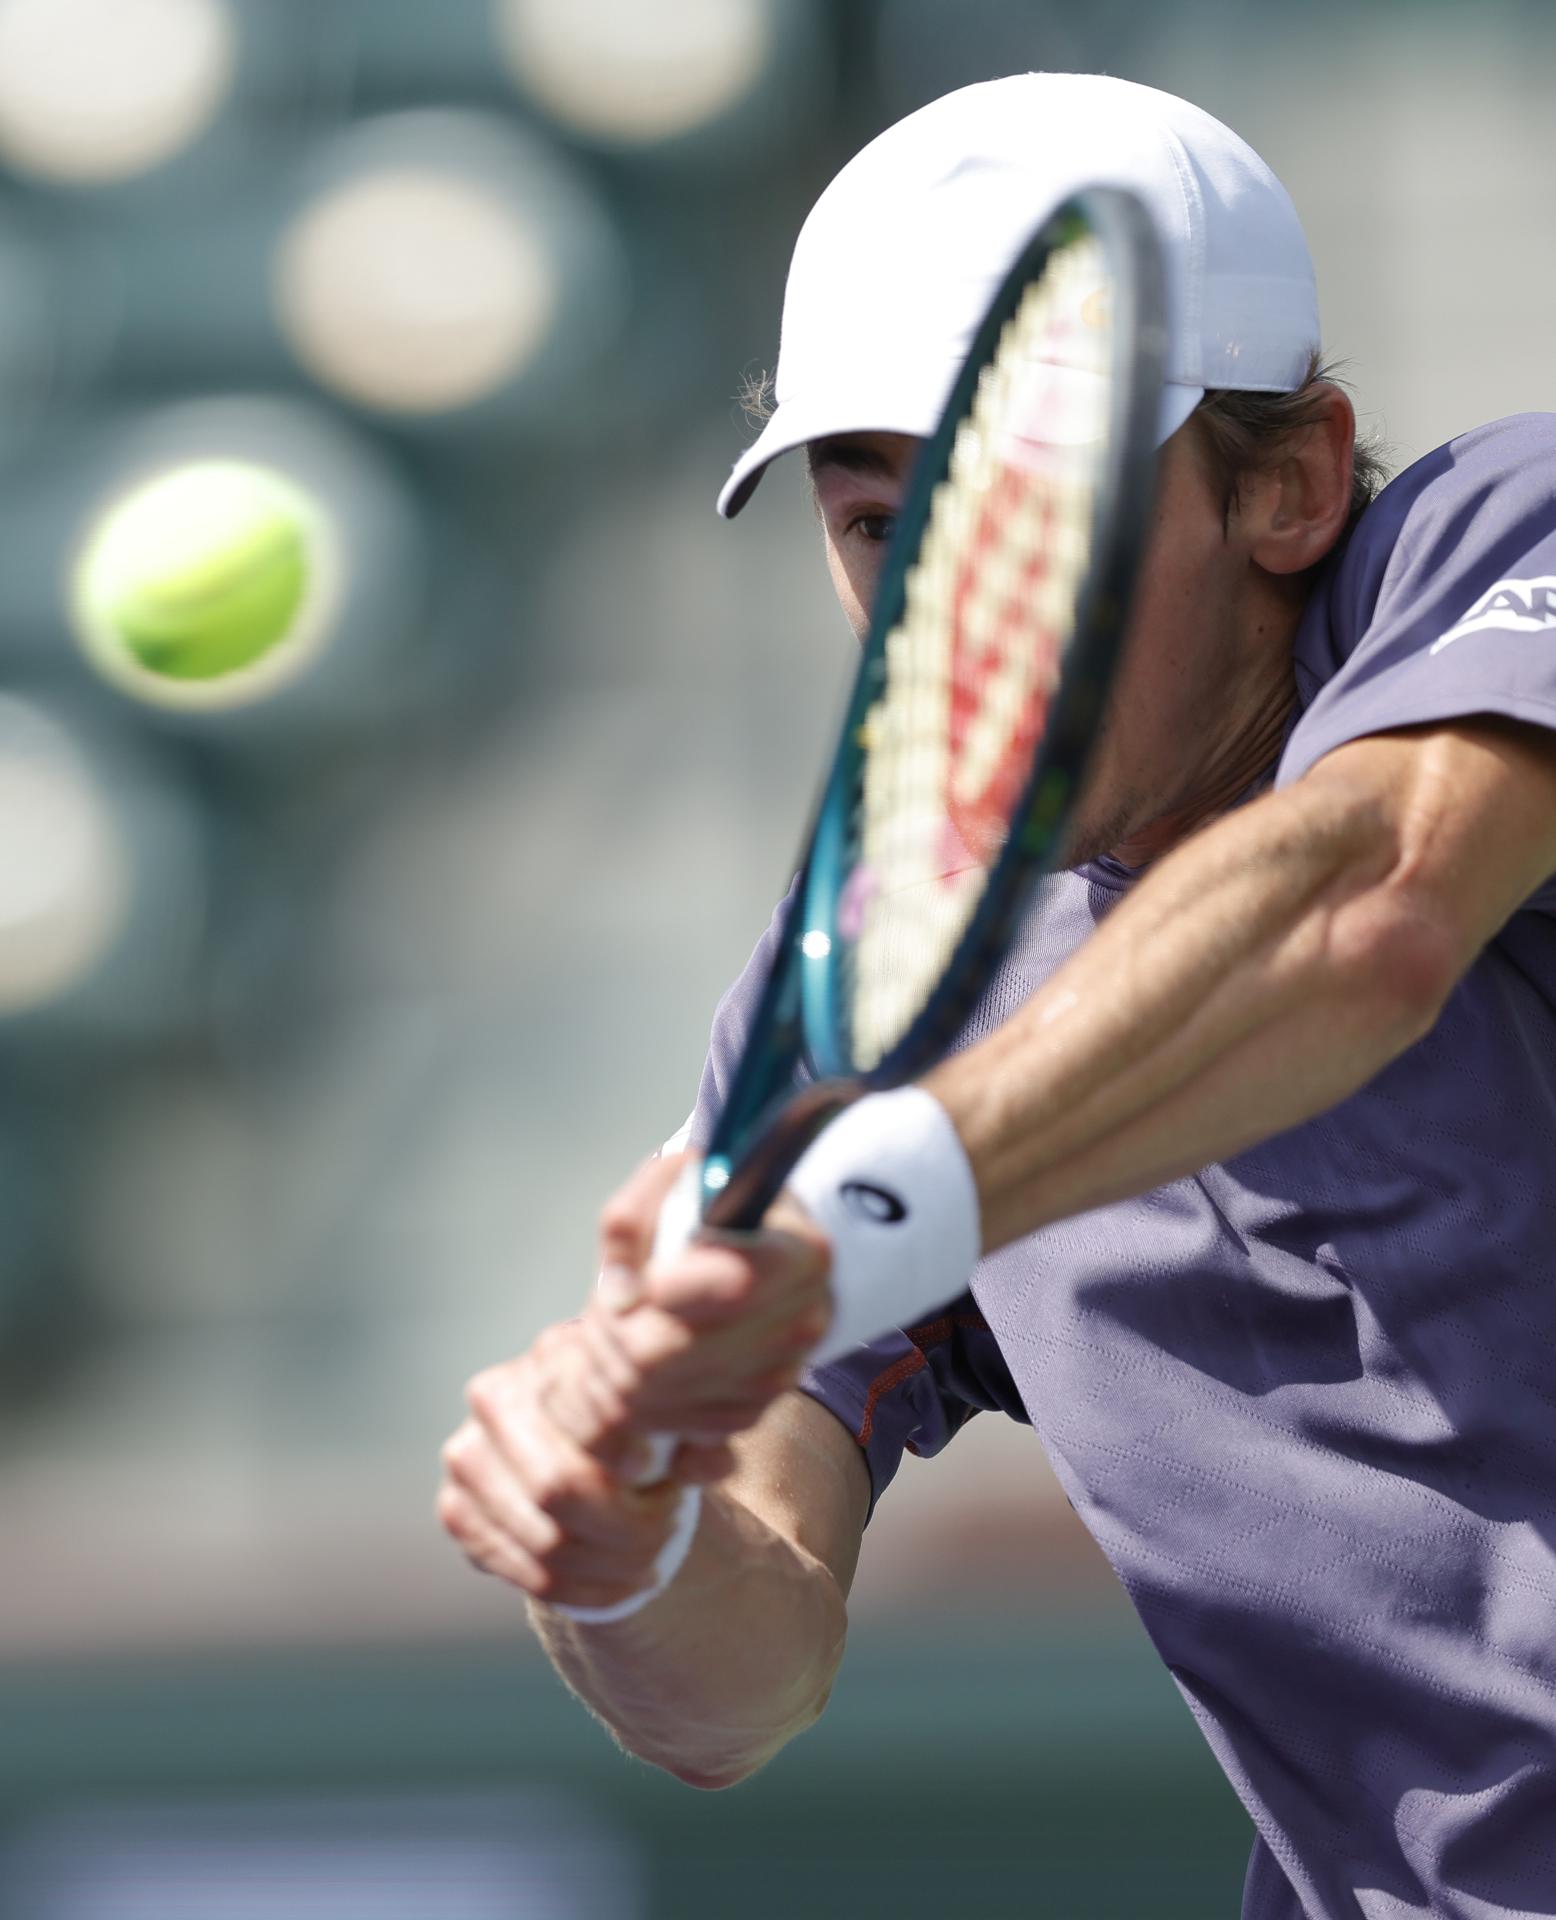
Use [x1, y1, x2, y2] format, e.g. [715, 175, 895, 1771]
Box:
[648, 184, 1166, 1464]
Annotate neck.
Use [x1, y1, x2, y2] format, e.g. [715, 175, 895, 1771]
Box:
[1110, 634, 1298, 871]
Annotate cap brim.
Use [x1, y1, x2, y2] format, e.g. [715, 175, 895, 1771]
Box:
[716, 385, 947, 519]
[717, 379, 1205, 518]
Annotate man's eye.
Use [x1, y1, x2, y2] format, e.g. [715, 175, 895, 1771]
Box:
[847, 512, 898, 544]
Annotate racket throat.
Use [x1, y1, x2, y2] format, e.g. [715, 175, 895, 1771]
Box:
[702, 1079, 864, 1230]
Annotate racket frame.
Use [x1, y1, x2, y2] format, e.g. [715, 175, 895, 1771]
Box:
[697, 185, 1167, 1232]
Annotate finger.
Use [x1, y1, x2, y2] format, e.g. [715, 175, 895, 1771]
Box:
[534, 1573, 671, 1615]
[464, 1369, 623, 1524]
[443, 1417, 683, 1588]
[441, 1423, 570, 1560]
[642, 1231, 829, 1326]
[436, 1482, 550, 1592]
[597, 1153, 691, 1279]
[440, 1484, 655, 1610]
[639, 1240, 769, 1322]
[608, 1298, 823, 1404]
[493, 1397, 684, 1553]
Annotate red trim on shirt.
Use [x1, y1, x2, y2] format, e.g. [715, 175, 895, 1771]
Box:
[855, 1311, 988, 1444]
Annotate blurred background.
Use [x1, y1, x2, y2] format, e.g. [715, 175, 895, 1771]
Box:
[0, 1, 1551, 1913]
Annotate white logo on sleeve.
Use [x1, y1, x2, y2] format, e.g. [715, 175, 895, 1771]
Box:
[1431, 576, 1556, 654]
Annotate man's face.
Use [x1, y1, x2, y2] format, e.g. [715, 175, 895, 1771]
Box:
[807, 422, 1293, 866]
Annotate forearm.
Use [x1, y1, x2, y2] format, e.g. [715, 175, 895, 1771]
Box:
[529, 1484, 847, 1789]
[929, 758, 1454, 1248]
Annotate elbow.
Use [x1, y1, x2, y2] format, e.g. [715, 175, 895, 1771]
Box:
[653, 1676, 838, 1793]
[655, 1741, 784, 1793]
[1331, 877, 1462, 1051]
[666, 1762, 757, 1792]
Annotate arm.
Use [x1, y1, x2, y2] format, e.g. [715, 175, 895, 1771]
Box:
[927, 718, 1556, 1250]
[528, 1389, 867, 1789]
[440, 1155, 870, 1789]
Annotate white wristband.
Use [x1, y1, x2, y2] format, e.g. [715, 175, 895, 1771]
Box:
[789, 1086, 981, 1366]
[548, 1484, 703, 1626]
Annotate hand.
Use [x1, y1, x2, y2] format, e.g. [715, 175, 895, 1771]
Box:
[438, 1322, 693, 1614]
[437, 1155, 833, 1611]
[585, 1153, 834, 1466]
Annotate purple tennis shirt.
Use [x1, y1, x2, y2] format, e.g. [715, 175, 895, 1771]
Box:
[683, 415, 1556, 1918]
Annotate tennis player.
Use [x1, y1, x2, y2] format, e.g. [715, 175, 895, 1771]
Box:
[440, 75, 1556, 1918]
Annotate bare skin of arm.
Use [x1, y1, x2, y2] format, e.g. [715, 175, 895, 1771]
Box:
[527, 1389, 868, 1789]
[927, 718, 1556, 1248]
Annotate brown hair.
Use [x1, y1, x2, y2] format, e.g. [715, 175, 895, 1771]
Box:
[736, 366, 776, 429]
[738, 351, 1391, 550]
[1193, 351, 1390, 540]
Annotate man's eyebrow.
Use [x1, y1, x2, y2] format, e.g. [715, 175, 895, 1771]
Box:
[807, 438, 898, 480]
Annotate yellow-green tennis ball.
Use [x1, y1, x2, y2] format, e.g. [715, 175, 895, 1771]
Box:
[76, 461, 315, 683]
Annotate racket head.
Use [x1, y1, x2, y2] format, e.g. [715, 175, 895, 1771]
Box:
[804, 185, 1166, 1081]
[700, 185, 1166, 1227]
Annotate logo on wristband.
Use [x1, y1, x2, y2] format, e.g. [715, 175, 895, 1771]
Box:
[840, 1180, 908, 1225]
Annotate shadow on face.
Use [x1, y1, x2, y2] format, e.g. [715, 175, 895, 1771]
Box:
[805, 418, 1312, 868]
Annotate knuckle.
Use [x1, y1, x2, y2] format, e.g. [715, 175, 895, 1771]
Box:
[712, 1257, 761, 1308]
[439, 1493, 492, 1561]
[575, 1317, 635, 1400]
[529, 1461, 584, 1517]
[526, 1562, 561, 1601]
[583, 1384, 632, 1444]
[598, 1183, 643, 1238]
[528, 1512, 566, 1557]
[464, 1368, 507, 1421]
[598, 1197, 631, 1236]
[615, 1310, 688, 1371]
[531, 1323, 568, 1364]
[440, 1426, 480, 1476]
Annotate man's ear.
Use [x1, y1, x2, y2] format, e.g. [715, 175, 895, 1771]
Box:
[1245, 383, 1355, 577]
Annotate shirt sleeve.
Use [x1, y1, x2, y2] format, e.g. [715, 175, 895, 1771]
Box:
[799, 1301, 1023, 1522]
[1278, 414, 1556, 793]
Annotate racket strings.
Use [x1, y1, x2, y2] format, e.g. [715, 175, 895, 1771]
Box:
[843, 232, 1111, 1069]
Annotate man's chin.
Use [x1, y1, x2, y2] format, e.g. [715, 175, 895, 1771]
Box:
[1057, 801, 1144, 873]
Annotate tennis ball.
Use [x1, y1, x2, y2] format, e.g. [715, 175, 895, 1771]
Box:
[74, 460, 322, 693]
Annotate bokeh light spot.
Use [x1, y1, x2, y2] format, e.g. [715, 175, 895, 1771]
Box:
[276, 167, 557, 416]
[0, 699, 128, 1014]
[496, 0, 772, 145]
[0, 0, 234, 186]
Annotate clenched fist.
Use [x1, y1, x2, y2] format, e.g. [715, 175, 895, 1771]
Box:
[438, 1154, 833, 1614]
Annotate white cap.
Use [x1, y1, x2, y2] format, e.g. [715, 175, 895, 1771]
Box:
[718, 73, 1319, 517]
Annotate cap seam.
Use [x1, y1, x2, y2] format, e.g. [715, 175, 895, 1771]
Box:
[1150, 113, 1206, 388]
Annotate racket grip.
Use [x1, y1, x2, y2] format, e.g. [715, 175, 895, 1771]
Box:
[549, 1166, 705, 1625]
[633, 1432, 678, 1484]
[628, 1157, 704, 1490]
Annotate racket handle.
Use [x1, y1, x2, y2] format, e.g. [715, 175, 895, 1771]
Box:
[628, 1158, 704, 1489]
[548, 1165, 703, 1625]
[633, 1432, 678, 1484]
